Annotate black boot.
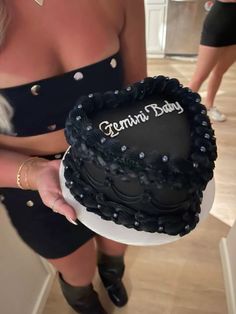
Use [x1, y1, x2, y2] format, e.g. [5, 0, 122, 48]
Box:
[58, 273, 107, 314]
[98, 253, 128, 307]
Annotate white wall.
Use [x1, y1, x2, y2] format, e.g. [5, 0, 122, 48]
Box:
[0, 204, 55, 314]
[220, 221, 236, 314]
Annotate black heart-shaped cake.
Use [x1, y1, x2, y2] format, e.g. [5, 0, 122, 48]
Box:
[64, 76, 217, 237]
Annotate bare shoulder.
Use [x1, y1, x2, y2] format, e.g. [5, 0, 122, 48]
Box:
[100, 0, 145, 32]
[99, 0, 125, 33]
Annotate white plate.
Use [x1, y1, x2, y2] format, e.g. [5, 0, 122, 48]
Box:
[59, 148, 215, 246]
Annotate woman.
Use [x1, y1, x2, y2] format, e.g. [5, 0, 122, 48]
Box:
[189, 0, 236, 122]
[0, 1, 147, 313]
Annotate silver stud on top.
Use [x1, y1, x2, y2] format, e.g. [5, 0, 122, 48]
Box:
[200, 146, 206, 153]
[110, 58, 117, 68]
[77, 104, 82, 109]
[193, 162, 199, 168]
[86, 125, 92, 131]
[47, 124, 56, 131]
[74, 72, 84, 81]
[31, 84, 41, 96]
[134, 221, 140, 227]
[121, 145, 127, 152]
[88, 94, 93, 98]
[54, 154, 62, 159]
[100, 137, 106, 144]
[204, 133, 210, 139]
[26, 200, 34, 207]
[113, 212, 118, 219]
[114, 90, 119, 95]
[76, 116, 81, 121]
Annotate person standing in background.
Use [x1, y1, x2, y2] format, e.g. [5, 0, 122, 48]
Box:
[189, 0, 236, 122]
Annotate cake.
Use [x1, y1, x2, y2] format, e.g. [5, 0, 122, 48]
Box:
[63, 76, 217, 237]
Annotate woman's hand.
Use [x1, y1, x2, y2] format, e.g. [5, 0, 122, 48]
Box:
[30, 158, 78, 225]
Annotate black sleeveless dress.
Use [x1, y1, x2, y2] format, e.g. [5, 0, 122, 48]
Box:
[0, 52, 123, 258]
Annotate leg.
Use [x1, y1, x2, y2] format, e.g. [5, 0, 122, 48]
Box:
[1, 187, 106, 313]
[48, 239, 107, 314]
[48, 238, 96, 286]
[96, 236, 128, 307]
[205, 45, 236, 108]
[188, 45, 224, 92]
[96, 235, 127, 257]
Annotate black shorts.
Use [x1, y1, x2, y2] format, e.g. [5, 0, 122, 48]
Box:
[0, 52, 124, 259]
[201, 1, 236, 47]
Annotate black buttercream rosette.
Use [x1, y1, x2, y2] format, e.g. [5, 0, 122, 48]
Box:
[63, 76, 217, 237]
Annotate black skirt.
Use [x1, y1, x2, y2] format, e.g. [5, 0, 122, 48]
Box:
[201, 1, 236, 47]
[0, 52, 123, 259]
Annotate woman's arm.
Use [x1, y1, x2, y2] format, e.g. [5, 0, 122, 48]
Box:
[0, 149, 77, 222]
[0, 130, 68, 155]
[119, 0, 147, 86]
[0, 149, 40, 188]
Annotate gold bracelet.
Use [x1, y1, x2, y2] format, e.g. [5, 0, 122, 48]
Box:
[16, 157, 37, 190]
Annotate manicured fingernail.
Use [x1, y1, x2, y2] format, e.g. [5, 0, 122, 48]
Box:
[67, 217, 78, 225]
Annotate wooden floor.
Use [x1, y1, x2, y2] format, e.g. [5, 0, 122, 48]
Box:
[43, 216, 229, 314]
[43, 58, 236, 314]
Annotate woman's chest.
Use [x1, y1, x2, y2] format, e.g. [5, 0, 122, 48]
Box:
[0, 0, 124, 87]
[47, 1, 123, 60]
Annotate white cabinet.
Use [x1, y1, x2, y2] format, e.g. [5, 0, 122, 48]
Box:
[145, 0, 167, 58]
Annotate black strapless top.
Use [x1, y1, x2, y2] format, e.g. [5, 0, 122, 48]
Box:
[0, 52, 123, 136]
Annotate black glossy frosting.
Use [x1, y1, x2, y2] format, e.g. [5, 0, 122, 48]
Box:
[64, 76, 217, 236]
